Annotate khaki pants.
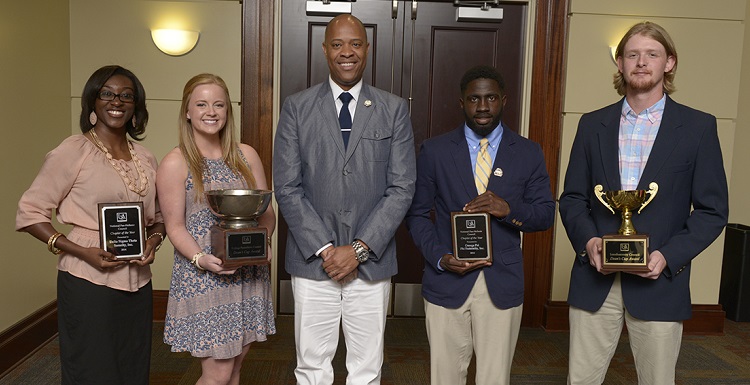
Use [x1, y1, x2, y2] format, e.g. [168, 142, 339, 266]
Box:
[425, 271, 523, 385]
[568, 273, 683, 385]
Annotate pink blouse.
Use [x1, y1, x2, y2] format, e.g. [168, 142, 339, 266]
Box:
[16, 134, 163, 292]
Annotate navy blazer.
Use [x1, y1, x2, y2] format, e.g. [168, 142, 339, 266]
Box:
[559, 96, 729, 321]
[406, 126, 555, 309]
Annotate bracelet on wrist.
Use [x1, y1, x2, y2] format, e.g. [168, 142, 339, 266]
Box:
[47, 232, 64, 255]
[191, 252, 206, 271]
[147, 232, 164, 252]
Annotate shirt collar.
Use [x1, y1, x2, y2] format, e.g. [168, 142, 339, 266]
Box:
[464, 124, 504, 150]
[329, 77, 363, 103]
[621, 94, 666, 123]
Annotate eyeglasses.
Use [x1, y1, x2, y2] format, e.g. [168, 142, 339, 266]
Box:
[98, 90, 136, 103]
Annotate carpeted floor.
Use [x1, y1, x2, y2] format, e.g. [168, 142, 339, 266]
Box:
[2, 316, 750, 384]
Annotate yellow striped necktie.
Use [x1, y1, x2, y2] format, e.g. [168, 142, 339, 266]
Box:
[475, 138, 491, 194]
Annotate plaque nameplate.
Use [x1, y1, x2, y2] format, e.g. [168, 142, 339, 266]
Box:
[451, 212, 493, 261]
[97, 202, 145, 260]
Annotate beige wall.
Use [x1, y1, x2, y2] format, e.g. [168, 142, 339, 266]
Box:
[1, 1, 71, 331]
[551, 0, 747, 303]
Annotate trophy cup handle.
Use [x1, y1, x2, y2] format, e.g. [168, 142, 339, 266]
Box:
[594, 185, 615, 214]
[638, 182, 659, 214]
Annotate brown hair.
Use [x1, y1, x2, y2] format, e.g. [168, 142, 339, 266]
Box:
[613, 21, 678, 96]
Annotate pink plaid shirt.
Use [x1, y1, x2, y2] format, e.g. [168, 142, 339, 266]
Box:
[619, 95, 666, 191]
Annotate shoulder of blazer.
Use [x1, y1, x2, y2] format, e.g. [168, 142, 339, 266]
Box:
[422, 125, 465, 148]
[285, 82, 329, 104]
[361, 83, 405, 105]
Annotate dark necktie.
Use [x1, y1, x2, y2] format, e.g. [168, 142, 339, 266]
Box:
[339, 92, 353, 148]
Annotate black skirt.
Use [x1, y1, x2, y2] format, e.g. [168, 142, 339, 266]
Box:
[57, 271, 152, 385]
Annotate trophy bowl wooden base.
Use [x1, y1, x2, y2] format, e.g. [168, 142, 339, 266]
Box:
[602, 234, 650, 272]
[210, 225, 269, 269]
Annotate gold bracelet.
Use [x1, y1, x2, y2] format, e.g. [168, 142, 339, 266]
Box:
[147, 232, 164, 252]
[191, 252, 206, 271]
[47, 232, 64, 255]
[267, 236, 272, 247]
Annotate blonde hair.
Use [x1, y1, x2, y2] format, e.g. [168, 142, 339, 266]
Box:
[613, 21, 678, 96]
[178, 73, 256, 198]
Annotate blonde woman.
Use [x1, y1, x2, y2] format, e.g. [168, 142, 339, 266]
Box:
[158, 73, 276, 385]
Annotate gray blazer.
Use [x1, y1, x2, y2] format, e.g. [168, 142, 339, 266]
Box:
[273, 82, 416, 281]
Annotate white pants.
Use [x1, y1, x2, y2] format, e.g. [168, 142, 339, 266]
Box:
[424, 271, 523, 385]
[292, 275, 391, 385]
[568, 273, 683, 385]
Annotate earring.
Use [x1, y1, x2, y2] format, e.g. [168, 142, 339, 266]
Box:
[132, 116, 137, 127]
[89, 111, 97, 125]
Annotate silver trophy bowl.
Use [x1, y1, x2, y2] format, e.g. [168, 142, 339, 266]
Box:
[205, 189, 273, 229]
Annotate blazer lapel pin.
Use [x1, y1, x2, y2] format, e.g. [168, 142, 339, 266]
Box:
[364, 100, 372, 107]
[494, 168, 503, 177]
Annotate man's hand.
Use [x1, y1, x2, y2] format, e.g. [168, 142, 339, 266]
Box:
[439, 253, 491, 275]
[629, 250, 667, 279]
[464, 191, 510, 219]
[321, 245, 359, 283]
[586, 237, 614, 275]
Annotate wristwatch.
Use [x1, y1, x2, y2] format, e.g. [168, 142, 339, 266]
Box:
[352, 240, 369, 263]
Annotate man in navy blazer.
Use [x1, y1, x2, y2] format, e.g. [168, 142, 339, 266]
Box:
[406, 65, 555, 385]
[559, 22, 728, 384]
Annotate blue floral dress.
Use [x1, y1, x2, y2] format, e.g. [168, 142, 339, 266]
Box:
[163, 158, 275, 359]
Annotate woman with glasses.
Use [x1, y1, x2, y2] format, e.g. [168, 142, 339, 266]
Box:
[16, 65, 165, 385]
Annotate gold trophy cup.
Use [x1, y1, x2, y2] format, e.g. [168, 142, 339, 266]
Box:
[205, 189, 273, 268]
[594, 182, 658, 272]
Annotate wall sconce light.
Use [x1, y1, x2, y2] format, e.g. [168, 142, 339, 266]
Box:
[609, 46, 618, 65]
[151, 29, 200, 56]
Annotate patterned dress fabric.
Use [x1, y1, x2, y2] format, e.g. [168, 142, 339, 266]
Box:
[164, 158, 275, 359]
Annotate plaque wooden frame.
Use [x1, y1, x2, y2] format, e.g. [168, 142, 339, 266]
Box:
[97, 202, 145, 260]
[210, 225, 269, 269]
[451, 212, 493, 262]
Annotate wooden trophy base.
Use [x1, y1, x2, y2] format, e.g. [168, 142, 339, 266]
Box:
[602, 234, 649, 272]
[210, 225, 269, 269]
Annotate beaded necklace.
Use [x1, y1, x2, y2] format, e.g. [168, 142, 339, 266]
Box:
[89, 129, 149, 197]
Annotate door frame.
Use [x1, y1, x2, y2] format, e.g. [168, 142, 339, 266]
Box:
[241, 0, 569, 328]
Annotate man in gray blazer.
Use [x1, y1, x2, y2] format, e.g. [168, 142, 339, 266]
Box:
[273, 14, 416, 385]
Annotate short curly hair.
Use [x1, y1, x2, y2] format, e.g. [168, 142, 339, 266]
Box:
[460, 65, 506, 95]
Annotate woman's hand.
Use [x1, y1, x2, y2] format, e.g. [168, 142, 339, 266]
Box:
[130, 236, 159, 266]
[80, 246, 128, 270]
[197, 253, 237, 275]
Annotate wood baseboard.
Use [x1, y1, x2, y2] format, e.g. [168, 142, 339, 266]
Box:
[544, 301, 726, 335]
[0, 301, 58, 378]
[153, 289, 168, 322]
[0, 290, 171, 378]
